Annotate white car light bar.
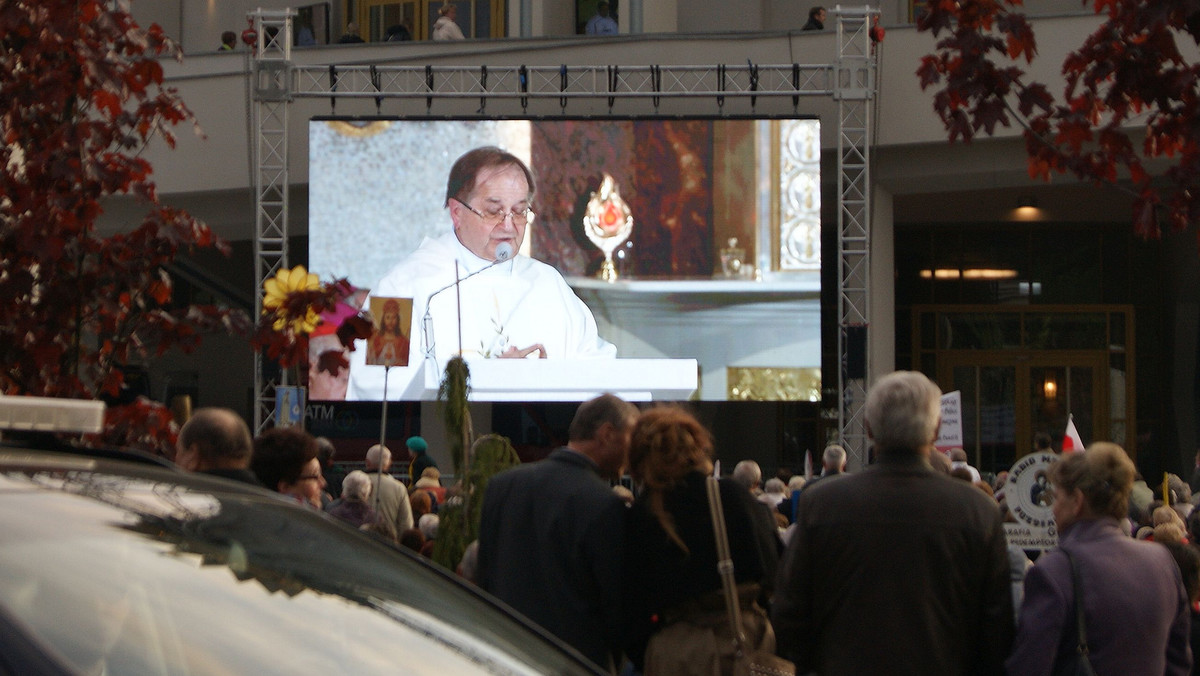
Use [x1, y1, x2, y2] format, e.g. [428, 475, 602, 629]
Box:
[0, 395, 106, 434]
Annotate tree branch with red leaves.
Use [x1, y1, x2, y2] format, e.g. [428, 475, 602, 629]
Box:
[916, 0, 1200, 239]
[0, 1, 250, 453]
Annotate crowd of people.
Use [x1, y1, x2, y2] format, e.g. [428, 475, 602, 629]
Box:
[174, 370, 1199, 675]
[175, 408, 449, 562]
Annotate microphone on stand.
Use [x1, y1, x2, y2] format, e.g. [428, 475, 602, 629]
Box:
[422, 242, 514, 362]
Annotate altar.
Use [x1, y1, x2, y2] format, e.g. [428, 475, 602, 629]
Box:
[568, 277, 821, 401]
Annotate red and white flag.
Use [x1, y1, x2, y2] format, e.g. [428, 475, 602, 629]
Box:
[1062, 416, 1085, 453]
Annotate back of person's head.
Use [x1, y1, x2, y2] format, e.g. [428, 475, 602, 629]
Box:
[316, 436, 336, 466]
[444, 146, 536, 208]
[764, 477, 787, 495]
[418, 513, 439, 540]
[342, 470, 372, 502]
[1163, 541, 1200, 603]
[822, 444, 846, 470]
[948, 447, 968, 463]
[410, 488, 433, 517]
[251, 427, 319, 492]
[221, 30, 236, 45]
[629, 406, 714, 486]
[731, 460, 762, 490]
[568, 393, 639, 442]
[1155, 522, 1187, 544]
[1168, 473, 1191, 505]
[1034, 432, 1053, 451]
[399, 528, 425, 552]
[365, 444, 391, 469]
[416, 466, 442, 487]
[406, 436, 428, 455]
[1154, 504, 1185, 528]
[993, 470, 1009, 492]
[864, 371, 942, 454]
[788, 475, 807, 493]
[178, 407, 252, 468]
[1047, 442, 1135, 521]
[363, 519, 398, 544]
[628, 406, 714, 553]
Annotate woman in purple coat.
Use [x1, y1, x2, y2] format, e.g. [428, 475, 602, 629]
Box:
[1007, 442, 1192, 676]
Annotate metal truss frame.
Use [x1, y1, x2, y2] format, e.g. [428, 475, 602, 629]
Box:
[250, 8, 879, 457]
[251, 11, 294, 432]
[834, 9, 875, 468]
[291, 63, 836, 109]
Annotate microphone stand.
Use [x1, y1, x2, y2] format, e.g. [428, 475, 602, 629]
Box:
[421, 245, 514, 371]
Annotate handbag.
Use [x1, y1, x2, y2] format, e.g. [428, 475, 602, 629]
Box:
[1060, 549, 1098, 676]
[705, 476, 796, 676]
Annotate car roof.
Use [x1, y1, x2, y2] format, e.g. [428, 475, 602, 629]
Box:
[0, 446, 603, 676]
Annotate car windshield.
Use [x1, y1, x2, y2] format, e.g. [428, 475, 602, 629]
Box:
[0, 461, 597, 675]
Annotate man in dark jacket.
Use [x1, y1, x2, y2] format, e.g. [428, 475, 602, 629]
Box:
[773, 371, 1013, 675]
[477, 394, 639, 673]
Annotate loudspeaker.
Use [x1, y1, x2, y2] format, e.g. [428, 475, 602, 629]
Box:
[845, 325, 867, 379]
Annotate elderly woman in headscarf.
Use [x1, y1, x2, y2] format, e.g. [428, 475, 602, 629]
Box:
[1007, 442, 1192, 675]
[622, 406, 779, 675]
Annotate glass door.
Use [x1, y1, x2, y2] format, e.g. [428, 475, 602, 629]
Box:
[939, 352, 1106, 474]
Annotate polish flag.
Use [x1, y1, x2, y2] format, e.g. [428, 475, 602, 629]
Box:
[1062, 416, 1085, 453]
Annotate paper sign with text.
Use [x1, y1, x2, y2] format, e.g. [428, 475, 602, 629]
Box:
[935, 390, 963, 452]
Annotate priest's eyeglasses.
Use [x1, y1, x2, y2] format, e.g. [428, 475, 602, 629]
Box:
[455, 198, 535, 228]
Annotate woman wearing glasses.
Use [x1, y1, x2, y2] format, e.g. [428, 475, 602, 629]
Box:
[250, 427, 326, 509]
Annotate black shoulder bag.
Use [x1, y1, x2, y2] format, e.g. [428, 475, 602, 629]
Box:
[1060, 549, 1097, 676]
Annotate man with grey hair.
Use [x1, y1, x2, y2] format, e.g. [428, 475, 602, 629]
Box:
[821, 444, 847, 476]
[773, 371, 1012, 675]
[731, 459, 764, 495]
[175, 407, 260, 486]
[364, 444, 414, 535]
[325, 469, 377, 528]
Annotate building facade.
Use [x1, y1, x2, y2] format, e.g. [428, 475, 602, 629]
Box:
[117, 2, 1200, 478]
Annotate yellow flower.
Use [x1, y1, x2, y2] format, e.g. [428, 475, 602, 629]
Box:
[263, 265, 319, 310]
[262, 265, 321, 334]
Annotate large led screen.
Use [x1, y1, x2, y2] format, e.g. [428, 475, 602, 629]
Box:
[308, 118, 822, 402]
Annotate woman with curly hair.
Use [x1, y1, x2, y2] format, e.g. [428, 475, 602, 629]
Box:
[622, 406, 780, 675]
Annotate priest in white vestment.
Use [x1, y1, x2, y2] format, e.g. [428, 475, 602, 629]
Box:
[346, 146, 615, 400]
